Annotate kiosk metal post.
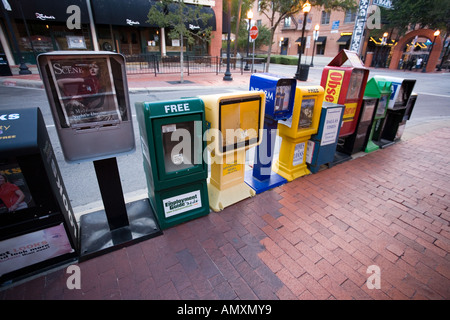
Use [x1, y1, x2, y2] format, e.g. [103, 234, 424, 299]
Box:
[245, 74, 296, 193]
[200, 92, 265, 212]
[273, 86, 323, 181]
[135, 98, 210, 229]
[320, 50, 370, 163]
[38, 51, 161, 261]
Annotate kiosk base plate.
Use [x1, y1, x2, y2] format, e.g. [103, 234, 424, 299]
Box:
[208, 182, 255, 212]
[244, 170, 287, 194]
[79, 198, 162, 261]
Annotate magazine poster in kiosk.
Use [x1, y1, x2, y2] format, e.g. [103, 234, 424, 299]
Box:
[38, 52, 161, 261]
[200, 92, 265, 212]
[320, 50, 370, 164]
[245, 73, 296, 194]
[0, 107, 78, 284]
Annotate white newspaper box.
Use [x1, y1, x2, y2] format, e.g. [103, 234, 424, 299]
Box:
[38, 51, 135, 162]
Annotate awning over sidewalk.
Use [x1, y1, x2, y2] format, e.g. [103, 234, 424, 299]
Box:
[336, 34, 352, 45]
[92, 0, 216, 30]
[316, 36, 326, 45]
[8, 0, 90, 23]
[92, 0, 158, 27]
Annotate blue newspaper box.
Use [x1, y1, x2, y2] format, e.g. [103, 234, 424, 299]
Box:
[245, 73, 296, 194]
[306, 102, 345, 173]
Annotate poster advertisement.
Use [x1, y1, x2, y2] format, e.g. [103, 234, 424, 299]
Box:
[0, 224, 74, 277]
[321, 108, 342, 146]
[298, 98, 315, 129]
[163, 190, 202, 218]
[0, 162, 35, 214]
[274, 85, 292, 112]
[49, 57, 121, 127]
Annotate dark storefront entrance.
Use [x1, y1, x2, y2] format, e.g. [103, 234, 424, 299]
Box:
[2, 0, 92, 64]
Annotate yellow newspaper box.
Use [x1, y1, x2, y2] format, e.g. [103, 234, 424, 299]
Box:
[274, 86, 323, 181]
[200, 92, 265, 211]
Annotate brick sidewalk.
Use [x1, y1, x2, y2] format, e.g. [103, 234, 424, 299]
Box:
[2, 125, 449, 300]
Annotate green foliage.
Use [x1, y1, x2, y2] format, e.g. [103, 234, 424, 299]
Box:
[147, 0, 213, 46]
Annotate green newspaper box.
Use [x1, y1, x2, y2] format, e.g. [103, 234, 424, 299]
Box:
[363, 77, 392, 153]
[135, 98, 210, 229]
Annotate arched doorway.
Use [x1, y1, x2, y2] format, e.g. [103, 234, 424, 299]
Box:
[389, 29, 442, 73]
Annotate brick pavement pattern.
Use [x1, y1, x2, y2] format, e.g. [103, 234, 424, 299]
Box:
[1, 127, 449, 300]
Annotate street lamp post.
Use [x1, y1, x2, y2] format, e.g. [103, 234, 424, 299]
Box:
[422, 30, 440, 73]
[294, 0, 311, 81]
[310, 24, 319, 67]
[244, 10, 253, 71]
[381, 32, 388, 68]
[223, 0, 233, 81]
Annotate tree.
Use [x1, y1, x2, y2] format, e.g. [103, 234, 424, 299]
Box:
[258, 0, 356, 71]
[147, 0, 213, 83]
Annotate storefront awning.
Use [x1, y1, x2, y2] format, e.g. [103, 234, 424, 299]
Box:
[315, 36, 326, 45]
[336, 35, 352, 45]
[8, 0, 90, 24]
[92, 0, 158, 27]
[92, 0, 216, 30]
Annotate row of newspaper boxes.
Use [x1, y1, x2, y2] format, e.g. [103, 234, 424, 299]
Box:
[0, 50, 417, 284]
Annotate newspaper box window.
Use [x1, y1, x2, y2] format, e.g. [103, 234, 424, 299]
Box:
[38, 52, 161, 261]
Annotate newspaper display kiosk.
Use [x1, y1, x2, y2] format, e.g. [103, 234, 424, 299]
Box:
[38, 51, 161, 260]
[273, 86, 323, 181]
[306, 102, 345, 173]
[0, 107, 78, 284]
[200, 92, 265, 212]
[320, 50, 370, 163]
[363, 77, 392, 153]
[135, 98, 210, 229]
[245, 73, 296, 193]
[377, 76, 416, 147]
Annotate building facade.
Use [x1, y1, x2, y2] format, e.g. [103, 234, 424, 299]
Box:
[0, 0, 222, 65]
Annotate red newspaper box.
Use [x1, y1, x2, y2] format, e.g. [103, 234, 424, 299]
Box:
[320, 50, 369, 139]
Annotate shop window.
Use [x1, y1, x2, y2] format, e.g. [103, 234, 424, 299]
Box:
[321, 11, 330, 25]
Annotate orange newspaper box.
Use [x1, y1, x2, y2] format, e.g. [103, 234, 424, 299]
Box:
[320, 50, 369, 164]
[320, 50, 369, 138]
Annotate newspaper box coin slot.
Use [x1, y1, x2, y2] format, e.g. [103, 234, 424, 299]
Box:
[38, 52, 161, 261]
[273, 86, 323, 181]
[0, 107, 78, 285]
[245, 73, 296, 193]
[200, 92, 265, 212]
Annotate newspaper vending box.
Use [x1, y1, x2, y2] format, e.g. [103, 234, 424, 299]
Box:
[200, 92, 265, 212]
[0, 107, 78, 284]
[273, 86, 323, 181]
[135, 98, 210, 229]
[38, 52, 161, 260]
[245, 73, 296, 193]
